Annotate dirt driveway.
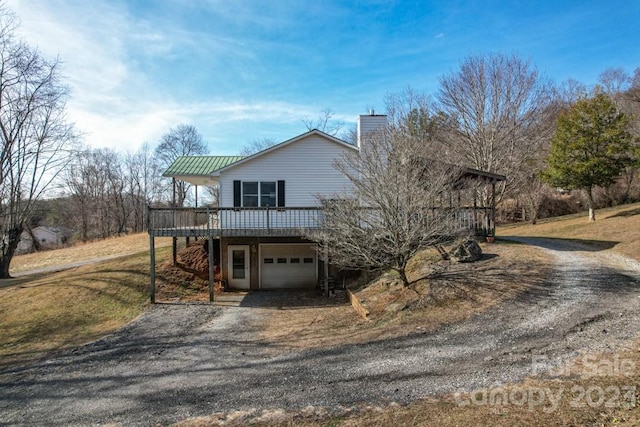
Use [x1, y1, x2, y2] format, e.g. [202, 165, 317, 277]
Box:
[1, 238, 640, 426]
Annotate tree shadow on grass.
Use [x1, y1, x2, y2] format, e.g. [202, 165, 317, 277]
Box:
[501, 236, 619, 252]
[605, 206, 640, 218]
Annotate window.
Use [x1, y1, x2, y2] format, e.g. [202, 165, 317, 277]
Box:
[264, 258, 274, 264]
[277, 258, 287, 264]
[234, 180, 285, 207]
[290, 258, 300, 264]
[303, 258, 314, 264]
[242, 182, 258, 207]
[260, 182, 276, 207]
[232, 250, 246, 279]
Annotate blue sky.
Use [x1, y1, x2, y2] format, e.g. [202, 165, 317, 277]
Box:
[6, 0, 640, 155]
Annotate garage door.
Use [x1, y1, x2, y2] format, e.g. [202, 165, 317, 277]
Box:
[260, 244, 317, 289]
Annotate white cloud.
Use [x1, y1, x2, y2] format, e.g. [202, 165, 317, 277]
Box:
[5, 0, 150, 149]
[2, 0, 360, 154]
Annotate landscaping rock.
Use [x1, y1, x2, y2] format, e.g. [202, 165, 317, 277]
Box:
[449, 239, 483, 263]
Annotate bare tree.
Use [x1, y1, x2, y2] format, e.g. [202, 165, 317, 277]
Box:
[386, 88, 433, 136]
[203, 185, 220, 207]
[598, 67, 631, 97]
[238, 137, 276, 156]
[306, 127, 465, 287]
[437, 53, 557, 202]
[154, 124, 207, 206]
[0, 6, 76, 278]
[384, 87, 456, 164]
[301, 107, 344, 136]
[556, 78, 588, 106]
[596, 68, 640, 204]
[64, 148, 126, 241]
[124, 143, 164, 231]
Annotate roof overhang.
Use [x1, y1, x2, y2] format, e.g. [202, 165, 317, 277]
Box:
[167, 175, 220, 187]
[459, 167, 507, 184]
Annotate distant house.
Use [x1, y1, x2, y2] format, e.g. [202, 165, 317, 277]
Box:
[16, 226, 72, 254]
[148, 113, 505, 301]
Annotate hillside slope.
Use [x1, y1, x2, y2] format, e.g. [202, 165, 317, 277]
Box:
[499, 202, 640, 262]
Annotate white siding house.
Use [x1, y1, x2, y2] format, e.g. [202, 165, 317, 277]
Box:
[150, 113, 502, 296]
[217, 131, 357, 207]
[152, 115, 391, 291]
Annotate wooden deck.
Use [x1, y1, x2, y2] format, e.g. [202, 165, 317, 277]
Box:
[147, 206, 497, 238]
[147, 205, 497, 303]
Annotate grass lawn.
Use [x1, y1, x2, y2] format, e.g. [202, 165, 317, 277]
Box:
[0, 244, 171, 367]
[499, 201, 640, 262]
[9, 232, 173, 274]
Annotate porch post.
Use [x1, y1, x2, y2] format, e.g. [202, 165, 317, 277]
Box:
[172, 178, 177, 266]
[172, 178, 176, 206]
[149, 234, 156, 304]
[473, 189, 478, 234]
[491, 182, 497, 236]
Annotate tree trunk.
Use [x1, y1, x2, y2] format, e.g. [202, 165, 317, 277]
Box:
[0, 225, 23, 279]
[396, 266, 410, 287]
[586, 186, 596, 222]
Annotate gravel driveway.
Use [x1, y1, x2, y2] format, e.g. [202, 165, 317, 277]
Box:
[1, 237, 640, 426]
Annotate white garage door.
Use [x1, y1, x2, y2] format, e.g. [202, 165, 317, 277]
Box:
[260, 244, 317, 289]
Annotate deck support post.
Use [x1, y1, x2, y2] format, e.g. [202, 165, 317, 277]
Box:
[323, 243, 329, 297]
[172, 237, 177, 266]
[150, 234, 156, 304]
[208, 236, 214, 302]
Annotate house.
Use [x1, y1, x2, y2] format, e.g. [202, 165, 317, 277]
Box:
[16, 226, 72, 254]
[148, 114, 505, 301]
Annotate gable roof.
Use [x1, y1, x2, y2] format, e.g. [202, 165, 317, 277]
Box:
[162, 156, 245, 178]
[212, 129, 357, 175]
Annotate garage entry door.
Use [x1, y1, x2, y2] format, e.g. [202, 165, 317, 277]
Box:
[260, 244, 317, 289]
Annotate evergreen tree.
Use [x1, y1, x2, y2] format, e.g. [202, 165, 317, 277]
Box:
[542, 93, 633, 221]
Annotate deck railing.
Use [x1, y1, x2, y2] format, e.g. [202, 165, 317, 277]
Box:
[147, 206, 496, 238]
[147, 206, 325, 237]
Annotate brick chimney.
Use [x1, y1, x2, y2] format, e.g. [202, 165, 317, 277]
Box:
[357, 110, 387, 149]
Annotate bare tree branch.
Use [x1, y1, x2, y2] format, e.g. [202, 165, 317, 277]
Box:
[301, 107, 344, 136]
[154, 124, 207, 206]
[306, 127, 467, 287]
[437, 53, 557, 203]
[0, 5, 77, 277]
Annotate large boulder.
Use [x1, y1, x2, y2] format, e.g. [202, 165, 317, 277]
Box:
[450, 239, 483, 263]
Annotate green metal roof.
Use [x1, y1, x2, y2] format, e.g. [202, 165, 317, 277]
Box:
[162, 156, 245, 177]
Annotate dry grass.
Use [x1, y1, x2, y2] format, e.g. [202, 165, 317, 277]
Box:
[9, 232, 173, 274]
[500, 202, 640, 262]
[0, 246, 171, 367]
[257, 241, 553, 351]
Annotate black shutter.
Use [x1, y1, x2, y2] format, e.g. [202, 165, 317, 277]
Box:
[233, 180, 241, 207]
[277, 180, 285, 207]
